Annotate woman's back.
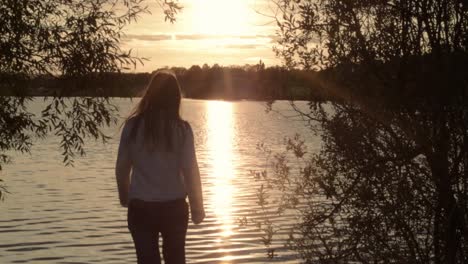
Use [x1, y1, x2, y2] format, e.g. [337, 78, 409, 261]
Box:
[119, 117, 195, 202]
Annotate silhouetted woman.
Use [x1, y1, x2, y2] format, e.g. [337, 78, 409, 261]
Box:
[115, 70, 205, 264]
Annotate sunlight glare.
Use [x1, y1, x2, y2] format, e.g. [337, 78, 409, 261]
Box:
[191, 0, 252, 35]
[206, 101, 236, 238]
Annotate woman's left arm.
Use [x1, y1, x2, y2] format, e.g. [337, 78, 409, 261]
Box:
[115, 123, 132, 207]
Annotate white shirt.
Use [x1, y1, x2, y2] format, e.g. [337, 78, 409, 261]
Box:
[116, 117, 203, 211]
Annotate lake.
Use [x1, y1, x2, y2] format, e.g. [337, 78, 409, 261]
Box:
[0, 98, 318, 264]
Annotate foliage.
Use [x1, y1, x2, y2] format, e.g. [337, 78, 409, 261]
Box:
[157, 0, 183, 23]
[0, 179, 7, 201]
[252, 0, 468, 263]
[0, 0, 181, 199]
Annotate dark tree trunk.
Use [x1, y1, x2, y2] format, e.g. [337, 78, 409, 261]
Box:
[429, 109, 460, 264]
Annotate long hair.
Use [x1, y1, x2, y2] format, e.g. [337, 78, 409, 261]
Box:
[126, 70, 183, 152]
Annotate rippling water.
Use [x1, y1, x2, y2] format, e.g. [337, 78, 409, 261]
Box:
[0, 99, 319, 263]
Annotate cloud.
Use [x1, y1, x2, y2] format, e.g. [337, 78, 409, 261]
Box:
[176, 34, 274, 41]
[175, 34, 211, 40]
[238, 34, 276, 40]
[124, 33, 274, 42]
[223, 44, 262, 49]
[124, 34, 172, 41]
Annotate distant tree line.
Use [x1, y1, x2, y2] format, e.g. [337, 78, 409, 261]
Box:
[0, 62, 326, 101]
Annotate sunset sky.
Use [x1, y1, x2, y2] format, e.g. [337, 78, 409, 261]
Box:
[122, 0, 281, 72]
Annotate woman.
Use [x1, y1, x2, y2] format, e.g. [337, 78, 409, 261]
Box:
[115, 70, 205, 264]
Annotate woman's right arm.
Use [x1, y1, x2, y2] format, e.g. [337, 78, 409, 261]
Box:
[182, 123, 205, 224]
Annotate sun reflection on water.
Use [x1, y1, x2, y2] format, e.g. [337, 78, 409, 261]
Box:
[206, 100, 236, 238]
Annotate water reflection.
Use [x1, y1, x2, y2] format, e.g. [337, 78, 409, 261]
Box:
[206, 101, 236, 238]
[0, 99, 309, 264]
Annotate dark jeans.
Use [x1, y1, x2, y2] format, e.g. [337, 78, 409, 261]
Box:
[127, 198, 189, 264]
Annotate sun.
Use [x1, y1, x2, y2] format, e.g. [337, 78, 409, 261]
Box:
[190, 0, 252, 35]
